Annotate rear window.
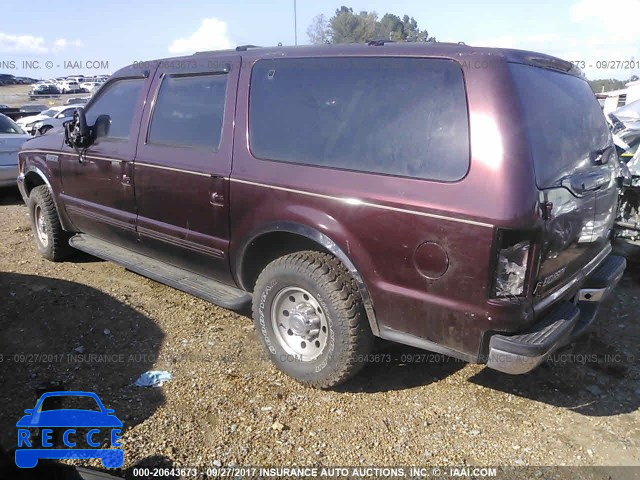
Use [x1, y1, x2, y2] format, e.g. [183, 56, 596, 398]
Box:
[509, 63, 611, 188]
[249, 57, 469, 182]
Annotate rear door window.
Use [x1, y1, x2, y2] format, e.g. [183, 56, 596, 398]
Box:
[249, 57, 469, 182]
[147, 74, 228, 150]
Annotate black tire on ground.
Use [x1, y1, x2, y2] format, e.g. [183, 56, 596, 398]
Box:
[252, 251, 374, 388]
[27, 185, 72, 261]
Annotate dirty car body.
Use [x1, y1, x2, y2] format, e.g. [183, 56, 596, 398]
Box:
[17, 43, 625, 386]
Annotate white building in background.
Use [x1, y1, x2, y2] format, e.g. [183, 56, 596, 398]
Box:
[601, 80, 640, 115]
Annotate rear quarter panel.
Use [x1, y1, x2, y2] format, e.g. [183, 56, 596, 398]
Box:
[230, 49, 540, 359]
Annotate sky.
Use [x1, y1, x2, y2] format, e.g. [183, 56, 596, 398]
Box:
[0, 0, 638, 80]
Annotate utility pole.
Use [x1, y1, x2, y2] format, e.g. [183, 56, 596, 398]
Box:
[294, 0, 298, 45]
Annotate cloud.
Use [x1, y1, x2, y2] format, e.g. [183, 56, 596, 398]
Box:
[472, 0, 640, 79]
[0, 32, 84, 54]
[0, 33, 47, 54]
[168, 18, 232, 55]
[571, 0, 640, 34]
[52, 38, 84, 51]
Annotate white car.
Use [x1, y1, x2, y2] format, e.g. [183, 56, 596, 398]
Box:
[80, 82, 101, 93]
[59, 80, 81, 94]
[0, 114, 31, 188]
[17, 105, 80, 135]
[33, 104, 85, 135]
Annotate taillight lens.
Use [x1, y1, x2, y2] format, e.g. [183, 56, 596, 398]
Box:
[492, 235, 532, 298]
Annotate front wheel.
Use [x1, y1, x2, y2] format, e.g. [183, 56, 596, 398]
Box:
[27, 185, 72, 261]
[252, 251, 374, 388]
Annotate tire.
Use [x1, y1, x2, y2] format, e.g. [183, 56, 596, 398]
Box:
[27, 185, 72, 261]
[252, 251, 374, 388]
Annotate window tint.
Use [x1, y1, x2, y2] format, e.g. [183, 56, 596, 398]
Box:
[147, 74, 227, 149]
[249, 57, 469, 181]
[85, 78, 144, 140]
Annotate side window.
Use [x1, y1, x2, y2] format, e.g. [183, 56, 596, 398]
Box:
[249, 57, 470, 182]
[147, 74, 228, 149]
[85, 78, 144, 140]
[61, 108, 75, 117]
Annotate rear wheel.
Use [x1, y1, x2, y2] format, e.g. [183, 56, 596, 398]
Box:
[252, 251, 374, 388]
[28, 185, 72, 261]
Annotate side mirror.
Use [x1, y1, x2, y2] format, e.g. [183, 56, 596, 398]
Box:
[64, 108, 92, 149]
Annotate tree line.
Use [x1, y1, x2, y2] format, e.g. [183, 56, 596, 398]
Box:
[307, 6, 435, 44]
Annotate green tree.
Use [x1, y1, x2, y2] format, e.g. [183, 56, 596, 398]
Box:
[308, 6, 435, 44]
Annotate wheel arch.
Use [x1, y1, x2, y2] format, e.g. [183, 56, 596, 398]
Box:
[21, 165, 75, 232]
[235, 222, 380, 336]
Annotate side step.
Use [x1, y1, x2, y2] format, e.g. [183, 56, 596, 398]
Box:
[69, 234, 251, 310]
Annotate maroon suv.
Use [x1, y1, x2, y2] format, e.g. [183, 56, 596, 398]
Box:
[17, 43, 626, 387]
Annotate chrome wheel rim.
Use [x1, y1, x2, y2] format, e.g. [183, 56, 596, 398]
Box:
[271, 286, 329, 361]
[34, 204, 48, 247]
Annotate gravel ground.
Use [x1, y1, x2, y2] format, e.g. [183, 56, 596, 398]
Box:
[0, 188, 639, 479]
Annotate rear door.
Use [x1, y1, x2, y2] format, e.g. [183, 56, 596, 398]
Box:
[509, 63, 617, 298]
[133, 56, 240, 285]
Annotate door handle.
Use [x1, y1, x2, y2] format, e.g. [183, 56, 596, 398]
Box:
[122, 174, 132, 186]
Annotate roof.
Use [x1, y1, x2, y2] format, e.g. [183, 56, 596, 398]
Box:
[113, 42, 581, 78]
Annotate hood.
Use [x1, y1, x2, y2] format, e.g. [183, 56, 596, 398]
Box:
[17, 113, 49, 125]
[614, 99, 640, 124]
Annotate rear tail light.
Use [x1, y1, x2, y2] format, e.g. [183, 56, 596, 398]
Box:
[491, 230, 533, 298]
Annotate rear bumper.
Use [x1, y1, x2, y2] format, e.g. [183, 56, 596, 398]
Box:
[486, 254, 626, 374]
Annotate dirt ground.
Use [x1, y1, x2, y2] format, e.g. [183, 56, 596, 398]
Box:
[0, 187, 639, 479]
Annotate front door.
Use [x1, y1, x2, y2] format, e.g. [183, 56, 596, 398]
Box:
[59, 74, 153, 245]
[133, 56, 240, 285]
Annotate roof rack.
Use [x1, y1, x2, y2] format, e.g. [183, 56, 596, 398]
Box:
[235, 45, 261, 51]
[367, 39, 395, 46]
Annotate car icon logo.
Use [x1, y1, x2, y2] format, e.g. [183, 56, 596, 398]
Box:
[15, 391, 124, 468]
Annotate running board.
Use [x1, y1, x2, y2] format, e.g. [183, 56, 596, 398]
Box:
[69, 234, 251, 310]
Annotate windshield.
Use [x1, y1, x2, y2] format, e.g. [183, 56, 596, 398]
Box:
[510, 63, 611, 188]
[0, 114, 25, 134]
[40, 109, 57, 117]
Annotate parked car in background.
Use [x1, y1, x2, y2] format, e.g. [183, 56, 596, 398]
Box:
[32, 104, 84, 135]
[0, 113, 30, 188]
[59, 81, 81, 94]
[19, 104, 47, 113]
[30, 83, 60, 98]
[17, 105, 79, 135]
[15, 77, 37, 85]
[65, 97, 90, 105]
[81, 82, 102, 93]
[17, 44, 626, 388]
[0, 74, 18, 85]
